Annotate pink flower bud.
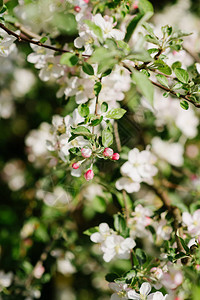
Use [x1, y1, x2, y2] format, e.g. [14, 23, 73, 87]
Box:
[111, 153, 120, 160]
[133, 1, 138, 9]
[33, 262, 45, 279]
[83, 0, 89, 3]
[72, 162, 80, 169]
[81, 148, 92, 158]
[84, 169, 94, 181]
[103, 147, 114, 157]
[197, 236, 200, 244]
[74, 5, 81, 12]
[196, 264, 200, 271]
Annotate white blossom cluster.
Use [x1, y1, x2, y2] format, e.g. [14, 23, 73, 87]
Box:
[90, 223, 135, 262]
[116, 148, 158, 193]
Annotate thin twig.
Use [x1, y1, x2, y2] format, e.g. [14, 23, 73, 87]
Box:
[0, 22, 89, 57]
[113, 121, 122, 153]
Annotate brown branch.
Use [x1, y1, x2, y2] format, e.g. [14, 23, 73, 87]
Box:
[150, 80, 200, 108]
[0, 23, 89, 57]
[14, 22, 41, 40]
[113, 121, 121, 153]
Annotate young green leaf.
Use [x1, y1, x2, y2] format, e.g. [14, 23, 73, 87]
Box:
[102, 129, 113, 147]
[101, 102, 108, 113]
[156, 74, 169, 88]
[78, 104, 90, 117]
[153, 59, 172, 75]
[138, 0, 154, 13]
[84, 20, 103, 43]
[94, 82, 102, 96]
[0, 0, 4, 11]
[180, 100, 189, 110]
[132, 69, 154, 105]
[174, 68, 189, 84]
[82, 62, 94, 75]
[60, 53, 78, 67]
[106, 108, 126, 120]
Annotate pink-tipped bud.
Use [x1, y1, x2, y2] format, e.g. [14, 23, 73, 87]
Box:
[103, 147, 114, 157]
[84, 169, 94, 181]
[133, 1, 138, 9]
[83, 0, 89, 3]
[72, 162, 80, 169]
[196, 264, 200, 271]
[111, 153, 120, 161]
[81, 148, 92, 158]
[74, 5, 81, 12]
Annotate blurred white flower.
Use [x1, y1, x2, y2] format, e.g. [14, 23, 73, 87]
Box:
[0, 29, 17, 57]
[151, 137, 184, 167]
[0, 271, 13, 291]
[182, 209, 200, 237]
[11, 68, 36, 97]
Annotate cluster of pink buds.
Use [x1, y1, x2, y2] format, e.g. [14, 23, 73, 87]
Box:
[84, 169, 94, 181]
[72, 147, 120, 181]
[103, 147, 120, 161]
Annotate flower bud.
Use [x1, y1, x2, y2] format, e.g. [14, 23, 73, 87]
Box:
[72, 162, 80, 169]
[81, 148, 92, 158]
[103, 147, 114, 157]
[112, 153, 120, 160]
[84, 169, 94, 181]
[74, 5, 81, 12]
[83, 0, 89, 3]
[133, 1, 138, 9]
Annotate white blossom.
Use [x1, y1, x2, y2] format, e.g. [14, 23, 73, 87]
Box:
[0, 29, 17, 57]
[182, 209, 200, 237]
[151, 137, 184, 167]
[0, 271, 13, 291]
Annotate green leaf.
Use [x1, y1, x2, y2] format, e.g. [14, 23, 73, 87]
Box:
[127, 50, 152, 62]
[92, 196, 106, 213]
[71, 126, 92, 137]
[0, 0, 4, 12]
[40, 36, 48, 44]
[106, 108, 126, 120]
[125, 12, 153, 43]
[53, 13, 77, 35]
[114, 214, 128, 237]
[94, 82, 102, 96]
[78, 104, 90, 117]
[174, 68, 189, 84]
[132, 69, 154, 105]
[163, 92, 170, 98]
[84, 19, 103, 42]
[179, 237, 190, 253]
[135, 248, 147, 265]
[102, 129, 113, 147]
[138, 0, 154, 13]
[60, 52, 78, 67]
[101, 102, 108, 113]
[89, 47, 118, 74]
[172, 61, 182, 71]
[145, 34, 160, 46]
[172, 82, 183, 90]
[180, 100, 189, 110]
[91, 116, 103, 126]
[83, 226, 98, 236]
[82, 62, 94, 75]
[156, 74, 169, 88]
[125, 13, 144, 43]
[153, 59, 172, 75]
